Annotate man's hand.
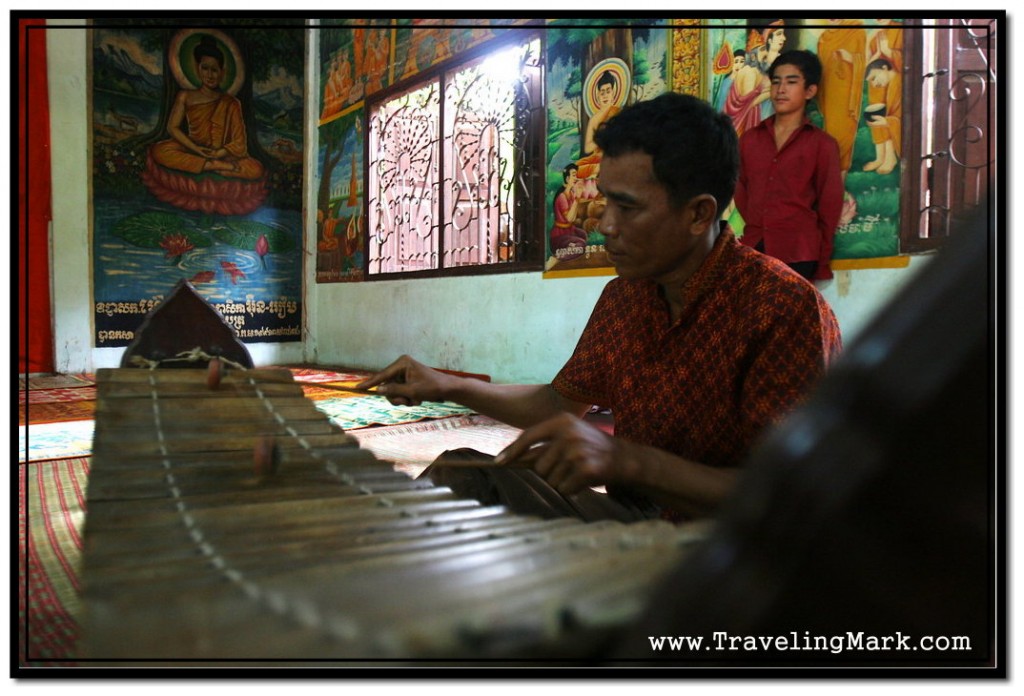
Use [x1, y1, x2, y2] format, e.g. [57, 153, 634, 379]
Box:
[495, 412, 632, 496]
[356, 354, 454, 406]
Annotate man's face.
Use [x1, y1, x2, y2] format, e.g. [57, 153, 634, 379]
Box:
[597, 83, 615, 106]
[771, 64, 816, 116]
[596, 151, 700, 283]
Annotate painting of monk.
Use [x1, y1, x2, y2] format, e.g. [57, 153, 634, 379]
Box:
[816, 18, 867, 181]
[149, 35, 265, 179]
[142, 29, 268, 216]
[91, 21, 305, 347]
[543, 21, 668, 275]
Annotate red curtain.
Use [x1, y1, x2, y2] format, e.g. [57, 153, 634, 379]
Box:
[18, 18, 54, 374]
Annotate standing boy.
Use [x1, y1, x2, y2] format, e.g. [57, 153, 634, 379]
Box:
[734, 50, 843, 281]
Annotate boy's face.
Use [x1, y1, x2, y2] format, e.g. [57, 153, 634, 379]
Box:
[770, 63, 817, 117]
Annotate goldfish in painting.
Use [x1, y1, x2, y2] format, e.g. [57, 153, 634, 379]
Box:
[220, 261, 246, 285]
[188, 271, 216, 284]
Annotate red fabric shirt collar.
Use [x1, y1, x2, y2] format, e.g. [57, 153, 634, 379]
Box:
[641, 222, 735, 330]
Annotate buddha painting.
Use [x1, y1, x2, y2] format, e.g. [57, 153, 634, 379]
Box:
[142, 30, 268, 216]
[575, 58, 631, 201]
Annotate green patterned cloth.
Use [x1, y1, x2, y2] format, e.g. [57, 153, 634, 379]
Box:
[313, 395, 474, 431]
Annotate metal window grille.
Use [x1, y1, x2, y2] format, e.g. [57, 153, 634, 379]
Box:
[367, 36, 543, 277]
[902, 18, 998, 253]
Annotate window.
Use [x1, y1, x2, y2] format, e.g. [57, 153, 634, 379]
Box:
[367, 35, 544, 277]
[901, 19, 998, 253]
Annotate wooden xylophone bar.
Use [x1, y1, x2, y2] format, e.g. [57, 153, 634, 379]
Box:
[79, 367, 708, 663]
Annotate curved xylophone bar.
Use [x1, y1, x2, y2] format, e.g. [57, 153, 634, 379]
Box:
[79, 367, 708, 663]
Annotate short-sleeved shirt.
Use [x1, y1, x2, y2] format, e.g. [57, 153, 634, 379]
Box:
[552, 226, 842, 480]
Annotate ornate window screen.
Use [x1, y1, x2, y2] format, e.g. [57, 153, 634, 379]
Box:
[368, 35, 543, 277]
[903, 19, 997, 253]
[368, 83, 441, 274]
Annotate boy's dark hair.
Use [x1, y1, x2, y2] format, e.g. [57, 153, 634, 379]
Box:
[592, 92, 738, 212]
[769, 49, 823, 88]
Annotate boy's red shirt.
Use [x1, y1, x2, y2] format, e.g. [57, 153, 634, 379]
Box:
[734, 115, 844, 280]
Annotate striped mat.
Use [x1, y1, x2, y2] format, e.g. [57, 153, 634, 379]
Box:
[19, 373, 94, 391]
[19, 457, 90, 665]
[19, 376, 96, 426]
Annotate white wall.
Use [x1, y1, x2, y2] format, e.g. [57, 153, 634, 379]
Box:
[47, 21, 92, 374]
[45, 22, 930, 382]
[307, 261, 930, 385]
[309, 272, 613, 384]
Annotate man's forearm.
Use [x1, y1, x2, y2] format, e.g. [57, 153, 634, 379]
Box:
[445, 380, 589, 430]
[618, 441, 740, 519]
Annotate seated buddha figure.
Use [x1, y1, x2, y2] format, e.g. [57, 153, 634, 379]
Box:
[144, 35, 267, 215]
[574, 69, 621, 197]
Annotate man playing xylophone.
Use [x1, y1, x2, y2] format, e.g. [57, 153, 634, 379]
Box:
[359, 92, 842, 524]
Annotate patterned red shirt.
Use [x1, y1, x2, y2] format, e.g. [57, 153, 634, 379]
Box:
[553, 227, 842, 478]
[734, 115, 844, 280]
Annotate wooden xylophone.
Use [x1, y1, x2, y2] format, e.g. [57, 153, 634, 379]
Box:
[79, 367, 707, 662]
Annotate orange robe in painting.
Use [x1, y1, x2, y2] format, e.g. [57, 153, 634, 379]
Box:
[867, 26, 904, 150]
[868, 69, 902, 155]
[575, 105, 620, 182]
[869, 24, 904, 72]
[151, 93, 264, 180]
[144, 91, 268, 215]
[817, 20, 867, 172]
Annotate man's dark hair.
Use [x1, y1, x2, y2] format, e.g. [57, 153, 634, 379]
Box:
[592, 91, 738, 212]
[768, 49, 823, 88]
